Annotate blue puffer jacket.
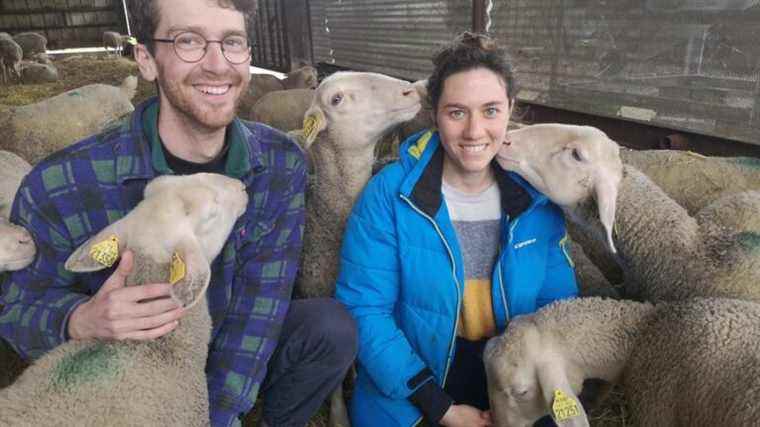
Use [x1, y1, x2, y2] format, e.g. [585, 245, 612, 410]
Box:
[335, 130, 578, 427]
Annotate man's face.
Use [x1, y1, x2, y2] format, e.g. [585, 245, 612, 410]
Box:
[137, 0, 251, 131]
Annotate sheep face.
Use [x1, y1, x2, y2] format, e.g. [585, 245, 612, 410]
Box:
[300, 71, 422, 149]
[65, 173, 248, 308]
[0, 220, 36, 271]
[497, 123, 623, 253]
[485, 318, 590, 427]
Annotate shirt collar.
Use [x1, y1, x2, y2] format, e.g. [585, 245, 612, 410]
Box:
[142, 99, 251, 178]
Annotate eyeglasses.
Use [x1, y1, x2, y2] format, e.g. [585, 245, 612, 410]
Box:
[151, 31, 251, 64]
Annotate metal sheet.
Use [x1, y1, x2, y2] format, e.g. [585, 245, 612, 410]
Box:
[310, 0, 472, 80]
[490, 0, 760, 145]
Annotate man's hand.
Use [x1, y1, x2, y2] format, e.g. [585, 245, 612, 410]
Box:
[67, 250, 185, 341]
[440, 404, 493, 427]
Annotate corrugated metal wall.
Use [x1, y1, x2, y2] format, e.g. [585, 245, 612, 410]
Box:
[252, 0, 290, 72]
[490, 0, 760, 145]
[0, 0, 125, 48]
[309, 0, 472, 80]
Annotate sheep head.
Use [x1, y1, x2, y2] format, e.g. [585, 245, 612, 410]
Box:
[484, 317, 590, 427]
[64, 173, 248, 308]
[0, 219, 36, 271]
[300, 71, 422, 151]
[284, 65, 318, 90]
[497, 124, 623, 253]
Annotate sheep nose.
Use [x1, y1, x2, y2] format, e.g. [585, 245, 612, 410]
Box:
[18, 232, 32, 244]
[402, 89, 414, 97]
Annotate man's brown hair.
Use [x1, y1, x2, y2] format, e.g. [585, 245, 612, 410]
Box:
[126, 0, 258, 53]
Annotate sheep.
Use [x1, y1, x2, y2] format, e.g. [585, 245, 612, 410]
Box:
[12, 32, 46, 59]
[0, 36, 22, 84]
[621, 149, 760, 215]
[20, 61, 59, 83]
[102, 31, 131, 57]
[0, 172, 248, 426]
[0, 150, 36, 270]
[239, 65, 318, 114]
[484, 296, 760, 427]
[498, 123, 760, 302]
[294, 71, 421, 427]
[248, 88, 314, 132]
[0, 75, 138, 164]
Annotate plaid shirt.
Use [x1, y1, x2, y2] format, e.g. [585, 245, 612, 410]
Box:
[0, 98, 307, 427]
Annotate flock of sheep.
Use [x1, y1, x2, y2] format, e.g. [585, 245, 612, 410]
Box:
[0, 43, 759, 427]
[0, 32, 58, 84]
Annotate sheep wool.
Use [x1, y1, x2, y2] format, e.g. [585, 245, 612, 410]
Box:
[0, 76, 138, 164]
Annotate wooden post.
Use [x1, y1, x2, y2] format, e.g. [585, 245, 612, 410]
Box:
[472, 0, 487, 33]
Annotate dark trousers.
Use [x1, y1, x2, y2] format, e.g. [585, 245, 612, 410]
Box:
[260, 298, 357, 427]
[443, 337, 556, 427]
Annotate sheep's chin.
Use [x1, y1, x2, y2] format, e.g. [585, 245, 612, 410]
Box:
[0, 256, 34, 271]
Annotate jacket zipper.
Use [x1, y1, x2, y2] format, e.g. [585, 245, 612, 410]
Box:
[400, 194, 461, 388]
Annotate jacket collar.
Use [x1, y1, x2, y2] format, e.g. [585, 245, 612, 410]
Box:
[400, 130, 540, 219]
[115, 97, 264, 184]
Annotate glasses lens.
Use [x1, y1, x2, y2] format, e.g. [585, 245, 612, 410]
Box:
[222, 35, 250, 64]
[173, 32, 206, 62]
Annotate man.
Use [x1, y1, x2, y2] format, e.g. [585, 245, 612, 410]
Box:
[0, 1, 356, 426]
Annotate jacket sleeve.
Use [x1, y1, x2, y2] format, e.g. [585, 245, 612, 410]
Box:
[335, 172, 436, 401]
[535, 207, 578, 308]
[206, 151, 306, 427]
[0, 177, 88, 360]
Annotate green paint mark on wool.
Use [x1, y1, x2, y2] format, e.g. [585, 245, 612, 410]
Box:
[51, 342, 120, 390]
[737, 232, 760, 253]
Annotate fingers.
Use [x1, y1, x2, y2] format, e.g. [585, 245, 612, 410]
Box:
[117, 320, 180, 341]
[98, 250, 133, 294]
[116, 282, 177, 304]
[130, 296, 183, 318]
[110, 307, 185, 337]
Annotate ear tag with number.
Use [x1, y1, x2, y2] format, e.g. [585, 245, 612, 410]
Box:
[169, 252, 186, 285]
[303, 114, 321, 142]
[89, 235, 119, 267]
[552, 389, 581, 421]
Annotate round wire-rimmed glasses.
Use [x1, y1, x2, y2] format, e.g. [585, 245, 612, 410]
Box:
[151, 31, 251, 64]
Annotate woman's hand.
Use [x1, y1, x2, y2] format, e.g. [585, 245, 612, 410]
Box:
[440, 404, 493, 427]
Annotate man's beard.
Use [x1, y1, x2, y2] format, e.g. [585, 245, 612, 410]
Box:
[156, 68, 247, 131]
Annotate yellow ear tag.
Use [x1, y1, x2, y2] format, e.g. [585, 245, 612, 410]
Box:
[303, 114, 321, 142]
[552, 389, 581, 421]
[169, 252, 186, 285]
[89, 235, 119, 267]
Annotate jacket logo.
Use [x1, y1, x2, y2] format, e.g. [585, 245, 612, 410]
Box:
[408, 130, 433, 159]
[514, 238, 537, 249]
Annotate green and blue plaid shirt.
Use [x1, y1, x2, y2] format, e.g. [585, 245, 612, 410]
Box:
[0, 97, 307, 426]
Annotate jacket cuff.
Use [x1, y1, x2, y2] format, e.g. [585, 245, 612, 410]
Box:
[408, 374, 454, 424]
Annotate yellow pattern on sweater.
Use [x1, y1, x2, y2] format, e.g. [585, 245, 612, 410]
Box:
[457, 278, 497, 340]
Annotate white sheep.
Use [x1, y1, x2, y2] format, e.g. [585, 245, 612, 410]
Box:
[0, 35, 22, 84]
[102, 31, 131, 57]
[0, 172, 248, 426]
[294, 71, 421, 427]
[12, 32, 46, 60]
[484, 296, 760, 427]
[0, 75, 138, 164]
[248, 88, 314, 132]
[498, 123, 760, 302]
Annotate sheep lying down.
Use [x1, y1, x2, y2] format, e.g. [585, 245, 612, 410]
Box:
[484, 297, 760, 427]
[0, 173, 248, 426]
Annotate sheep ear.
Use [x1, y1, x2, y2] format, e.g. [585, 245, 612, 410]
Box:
[65, 221, 129, 272]
[302, 107, 327, 149]
[593, 169, 619, 254]
[169, 237, 211, 309]
[536, 362, 590, 427]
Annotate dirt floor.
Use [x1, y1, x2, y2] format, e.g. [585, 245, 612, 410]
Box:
[0, 54, 629, 427]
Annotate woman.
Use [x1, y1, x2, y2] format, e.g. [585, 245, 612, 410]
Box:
[335, 32, 578, 427]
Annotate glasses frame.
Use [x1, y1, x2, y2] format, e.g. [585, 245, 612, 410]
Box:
[151, 32, 251, 65]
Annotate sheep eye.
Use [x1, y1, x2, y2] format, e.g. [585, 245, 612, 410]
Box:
[330, 93, 343, 106]
[571, 148, 583, 162]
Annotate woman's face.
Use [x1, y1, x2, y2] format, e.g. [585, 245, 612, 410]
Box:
[435, 67, 511, 189]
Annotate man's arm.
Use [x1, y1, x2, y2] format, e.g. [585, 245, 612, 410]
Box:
[206, 152, 307, 427]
